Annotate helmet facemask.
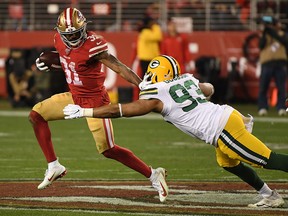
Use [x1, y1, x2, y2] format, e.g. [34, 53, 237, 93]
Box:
[58, 24, 87, 48]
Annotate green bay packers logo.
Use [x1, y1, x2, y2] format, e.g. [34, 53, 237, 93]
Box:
[149, 60, 160, 68]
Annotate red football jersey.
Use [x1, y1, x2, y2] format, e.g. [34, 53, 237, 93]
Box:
[54, 31, 109, 103]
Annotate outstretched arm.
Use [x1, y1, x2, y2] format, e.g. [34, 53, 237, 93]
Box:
[63, 99, 162, 119]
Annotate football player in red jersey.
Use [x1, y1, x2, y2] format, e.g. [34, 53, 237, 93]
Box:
[29, 7, 168, 202]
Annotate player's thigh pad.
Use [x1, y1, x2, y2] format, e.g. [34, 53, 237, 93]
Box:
[86, 117, 115, 154]
[215, 147, 240, 168]
[32, 92, 74, 121]
[217, 110, 271, 168]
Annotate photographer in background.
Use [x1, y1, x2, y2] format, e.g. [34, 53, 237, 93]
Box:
[257, 16, 288, 116]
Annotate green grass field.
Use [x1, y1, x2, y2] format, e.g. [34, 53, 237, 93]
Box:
[1, 103, 288, 215]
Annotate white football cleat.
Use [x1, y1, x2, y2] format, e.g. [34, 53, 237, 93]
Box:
[150, 167, 169, 202]
[248, 190, 285, 208]
[38, 164, 67, 190]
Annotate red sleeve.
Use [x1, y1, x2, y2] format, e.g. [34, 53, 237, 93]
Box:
[88, 34, 108, 58]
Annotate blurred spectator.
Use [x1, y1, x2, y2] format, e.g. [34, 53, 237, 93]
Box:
[136, 15, 162, 79]
[189, 0, 206, 31]
[210, 1, 244, 31]
[235, 0, 250, 25]
[257, 0, 277, 16]
[161, 19, 191, 73]
[5, 49, 34, 107]
[167, 0, 205, 31]
[5, 47, 57, 107]
[145, 2, 161, 20]
[257, 16, 288, 116]
[167, 0, 190, 17]
[5, 0, 28, 31]
[228, 33, 261, 103]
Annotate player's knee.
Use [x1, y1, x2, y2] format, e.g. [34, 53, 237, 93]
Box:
[216, 157, 240, 168]
[216, 158, 227, 168]
[102, 147, 116, 158]
[28, 110, 45, 125]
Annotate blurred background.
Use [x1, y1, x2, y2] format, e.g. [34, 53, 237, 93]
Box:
[0, 0, 287, 108]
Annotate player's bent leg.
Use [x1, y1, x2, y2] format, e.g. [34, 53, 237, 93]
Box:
[223, 162, 265, 191]
[87, 117, 168, 202]
[30, 92, 73, 189]
[216, 148, 265, 191]
[86, 117, 151, 178]
[103, 146, 168, 202]
[215, 148, 284, 208]
[29, 110, 57, 162]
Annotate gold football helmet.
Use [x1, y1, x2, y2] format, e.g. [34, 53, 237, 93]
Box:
[146, 55, 181, 83]
[56, 8, 88, 48]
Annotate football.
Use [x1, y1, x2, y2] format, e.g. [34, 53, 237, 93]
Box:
[39, 50, 62, 70]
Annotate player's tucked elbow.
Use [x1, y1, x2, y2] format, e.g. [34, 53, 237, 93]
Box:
[200, 83, 214, 98]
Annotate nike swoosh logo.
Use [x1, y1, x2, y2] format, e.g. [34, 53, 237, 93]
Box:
[96, 42, 102, 45]
[160, 182, 167, 197]
[48, 172, 55, 182]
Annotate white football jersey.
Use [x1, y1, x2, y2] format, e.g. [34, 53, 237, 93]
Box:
[139, 74, 234, 146]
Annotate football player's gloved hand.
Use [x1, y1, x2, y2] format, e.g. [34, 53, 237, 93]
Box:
[35, 57, 49, 72]
[63, 104, 94, 119]
[63, 104, 84, 119]
[139, 74, 152, 90]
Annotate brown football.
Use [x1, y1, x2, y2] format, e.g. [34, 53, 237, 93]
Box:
[39, 50, 62, 70]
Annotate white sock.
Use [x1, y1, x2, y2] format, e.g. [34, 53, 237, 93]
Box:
[258, 183, 273, 198]
[48, 158, 60, 170]
[149, 167, 155, 180]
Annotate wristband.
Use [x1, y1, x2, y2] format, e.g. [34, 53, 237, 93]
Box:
[118, 103, 123, 117]
[83, 108, 93, 117]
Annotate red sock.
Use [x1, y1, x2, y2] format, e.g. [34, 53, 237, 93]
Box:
[103, 145, 152, 178]
[29, 110, 57, 163]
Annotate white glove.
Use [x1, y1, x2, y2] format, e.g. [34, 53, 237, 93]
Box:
[139, 74, 152, 90]
[35, 57, 49, 72]
[63, 104, 84, 119]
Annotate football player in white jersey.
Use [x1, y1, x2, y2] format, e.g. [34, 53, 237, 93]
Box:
[63, 55, 287, 208]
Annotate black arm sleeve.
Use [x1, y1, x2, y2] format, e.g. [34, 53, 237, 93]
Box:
[258, 33, 267, 50]
[265, 27, 288, 47]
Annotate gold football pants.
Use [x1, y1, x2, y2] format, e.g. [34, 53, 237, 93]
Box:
[32, 92, 115, 153]
[216, 110, 271, 168]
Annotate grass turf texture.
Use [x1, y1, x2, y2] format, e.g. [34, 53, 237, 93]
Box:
[0, 103, 288, 215]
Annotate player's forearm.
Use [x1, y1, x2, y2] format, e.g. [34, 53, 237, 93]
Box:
[81, 104, 122, 118]
[120, 66, 142, 86]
